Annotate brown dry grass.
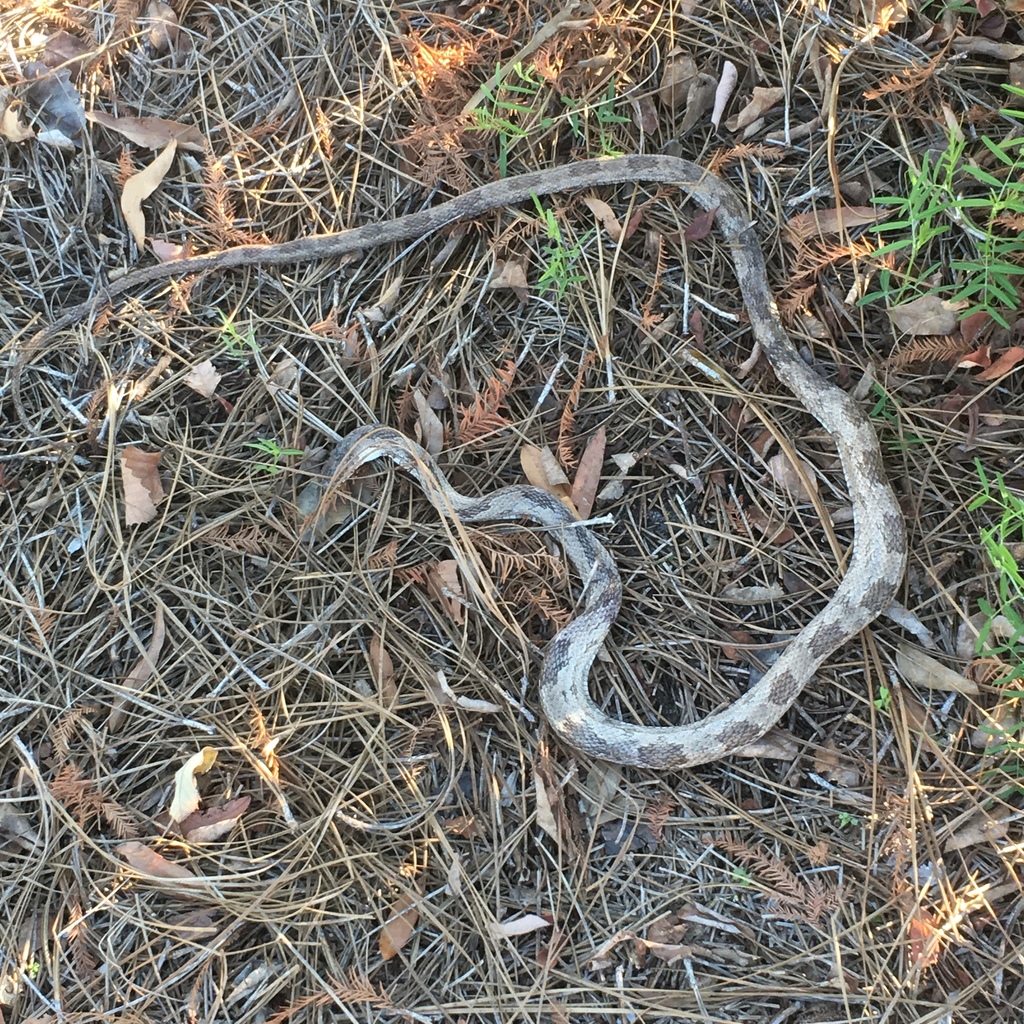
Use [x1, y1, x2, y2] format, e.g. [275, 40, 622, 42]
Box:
[2, 1, 1024, 1022]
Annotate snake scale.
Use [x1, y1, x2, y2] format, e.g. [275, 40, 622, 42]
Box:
[14, 154, 906, 768]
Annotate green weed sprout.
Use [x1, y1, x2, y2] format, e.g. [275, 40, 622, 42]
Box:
[864, 86, 1024, 329]
[243, 438, 304, 475]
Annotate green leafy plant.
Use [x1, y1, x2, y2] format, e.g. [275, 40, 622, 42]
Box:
[470, 62, 553, 178]
[561, 79, 631, 156]
[219, 313, 258, 359]
[471, 63, 629, 175]
[868, 384, 926, 451]
[243, 438, 304, 475]
[967, 462, 1024, 789]
[969, 461, 1024, 687]
[863, 86, 1024, 329]
[533, 196, 594, 300]
[837, 811, 861, 829]
[873, 685, 892, 713]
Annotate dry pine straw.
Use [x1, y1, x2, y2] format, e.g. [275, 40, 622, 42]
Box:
[1, 1, 1024, 1022]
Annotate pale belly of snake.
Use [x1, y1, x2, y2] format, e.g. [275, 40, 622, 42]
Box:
[24, 155, 907, 768]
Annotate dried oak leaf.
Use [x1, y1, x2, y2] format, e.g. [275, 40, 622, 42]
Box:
[768, 453, 818, 501]
[733, 86, 786, 129]
[380, 891, 419, 961]
[120, 138, 177, 248]
[582, 197, 622, 242]
[108, 604, 166, 732]
[489, 257, 529, 302]
[117, 841, 196, 880]
[181, 795, 251, 843]
[1, 101, 34, 142]
[888, 294, 965, 336]
[492, 913, 551, 938]
[88, 111, 206, 152]
[658, 50, 697, 110]
[784, 205, 888, 243]
[976, 346, 1024, 381]
[169, 747, 219, 823]
[521, 445, 574, 508]
[570, 427, 606, 519]
[120, 446, 164, 524]
[184, 360, 221, 398]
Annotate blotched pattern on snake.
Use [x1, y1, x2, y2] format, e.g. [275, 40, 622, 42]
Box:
[18, 155, 907, 767]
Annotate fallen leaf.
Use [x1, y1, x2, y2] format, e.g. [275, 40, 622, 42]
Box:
[587, 929, 634, 970]
[906, 905, 941, 971]
[87, 110, 206, 152]
[117, 841, 196, 879]
[768, 453, 819, 501]
[492, 913, 551, 938]
[150, 238, 190, 262]
[975, 345, 1024, 381]
[766, 115, 821, 144]
[570, 428, 606, 519]
[168, 747, 219, 823]
[785, 205, 889, 242]
[120, 446, 164, 524]
[710, 60, 738, 127]
[812, 740, 860, 788]
[108, 605, 166, 732]
[684, 206, 718, 241]
[679, 73, 717, 134]
[631, 93, 659, 134]
[489, 257, 529, 302]
[184, 360, 221, 398]
[534, 765, 559, 841]
[577, 44, 617, 70]
[732, 728, 800, 760]
[658, 50, 697, 110]
[142, 0, 188, 53]
[427, 560, 464, 624]
[959, 309, 992, 345]
[363, 277, 403, 324]
[596, 451, 637, 502]
[369, 633, 397, 702]
[957, 344, 993, 370]
[943, 809, 1009, 851]
[120, 138, 178, 249]
[722, 583, 786, 602]
[22, 62, 86, 141]
[181, 796, 251, 843]
[582, 197, 622, 241]
[42, 32, 93, 76]
[521, 445, 574, 507]
[412, 389, 444, 456]
[896, 644, 979, 694]
[1, 101, 34, 142]
[734, 86, 786, 129]
[888, 294, 965, 335]
[951, 36, 1024, 58]
[454, 693, 501, 713]
[636, 938, 694, 964]
[380, 891, 419, 960]
[972, 699, 1019, 751]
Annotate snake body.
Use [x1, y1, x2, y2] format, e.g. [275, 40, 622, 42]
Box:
[16, 155, 906, 767]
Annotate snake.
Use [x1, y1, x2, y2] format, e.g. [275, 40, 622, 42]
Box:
[11, 154, 906, 768]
